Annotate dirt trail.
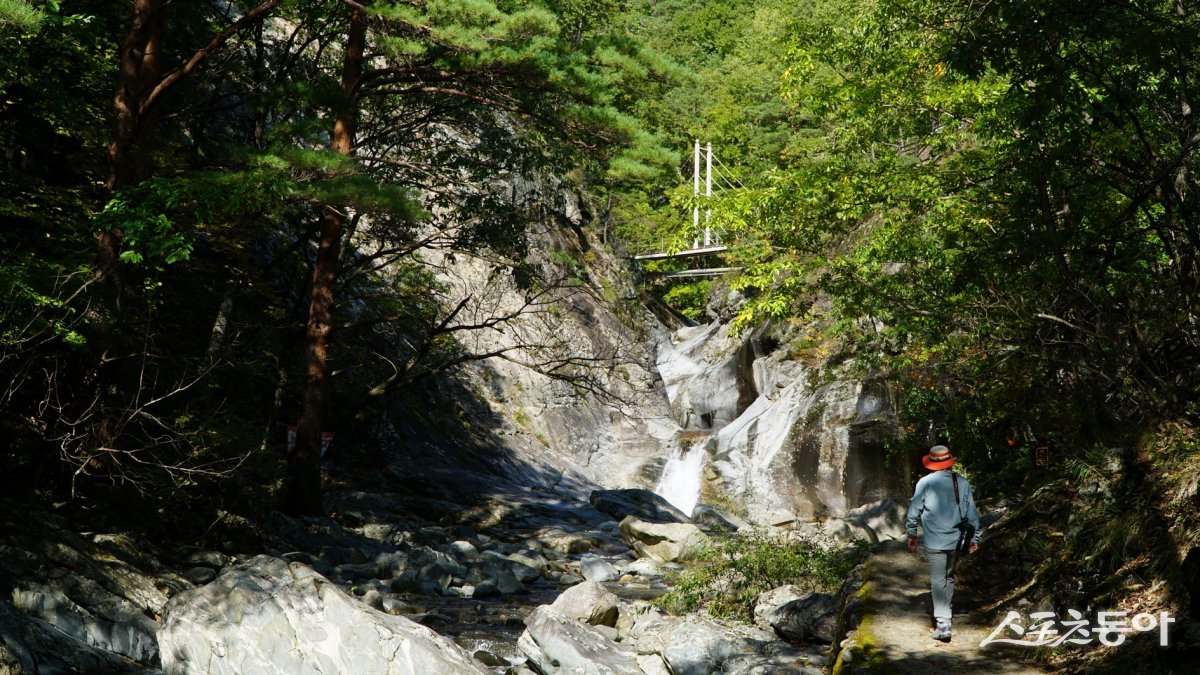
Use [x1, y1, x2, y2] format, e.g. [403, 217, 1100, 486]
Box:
[838, 540, 1047, 673]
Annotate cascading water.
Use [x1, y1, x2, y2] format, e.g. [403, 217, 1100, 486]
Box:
[654, 434, 709, 516]
[649, 310, 904, 524]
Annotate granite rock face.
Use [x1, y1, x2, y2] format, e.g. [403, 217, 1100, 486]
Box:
[589, 489, 691, 524]
[158, 555, 488, 675]
[518, 606, 643, 675]
[548, 581, 620, 627]
[754, 586, 842, 644]
[0, 508, 187, 672]
[655, 317, 908, 523]
[619, 517, 709, 564]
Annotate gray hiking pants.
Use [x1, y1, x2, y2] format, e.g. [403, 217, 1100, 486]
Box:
[924, 547, 957, 625]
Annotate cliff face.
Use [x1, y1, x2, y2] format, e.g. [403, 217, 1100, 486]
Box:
[349, 178, 907, 523]
[654, 313, 909, 524]
[351, 182, 678, 503]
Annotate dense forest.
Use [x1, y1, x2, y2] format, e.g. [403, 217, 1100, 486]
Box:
[3, 0, 1200, 672]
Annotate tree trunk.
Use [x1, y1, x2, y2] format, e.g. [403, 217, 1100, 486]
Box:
[100, 0, 165, 286]
[100, 0, 281, 284]
[284, 6, 368, 516]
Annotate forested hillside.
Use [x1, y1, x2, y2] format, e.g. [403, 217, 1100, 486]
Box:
[2, 0, 1200, 673]
[1, 0, 676, 514]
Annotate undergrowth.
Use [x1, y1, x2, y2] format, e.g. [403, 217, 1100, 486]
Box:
[658, 529, 869, 621]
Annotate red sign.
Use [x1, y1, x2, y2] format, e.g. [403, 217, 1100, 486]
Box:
[286, 425, 335, 457]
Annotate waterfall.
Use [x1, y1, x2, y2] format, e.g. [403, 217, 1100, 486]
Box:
[654, 436, 708, 516]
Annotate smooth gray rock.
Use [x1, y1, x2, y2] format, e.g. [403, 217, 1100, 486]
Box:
[509, 549, 548, 573]
[721, 642, 827, 673]
[589, 489, 691, 524]
[12, 579, 159, 664]
[0, 598, 134, 674]
[409, 546, 467, 577]
[510, 560, 541, 583]
[580, 554, 620, 582]
[615, 600, 667, 639]
[472, 649, 507, 667]
[360, 523, 396, 544]
[450, 540, 478, 557]
[381, 597, 415, 615]
[183, 567, 217, 585]
[753, 585, 805, 629]
[466, 560, 523, 596]
[549, 581, 620, 627]
[660, 616, 756, 675]
[593, 624, 620, 641]
[361, 589, 385, 611]
[482, 550, 540, 583]
[373, 551, 409, 578]
[619, 516, 709, 563]
[754, 587, 841, 643]
[518, 607, 642, 675]
[622, 558, 661, 578]
[637, 654, 672, 675]
[533, 527, 594, 554]
[159, 555, 488, 674]
[624, 612, 761, 675]
[391, 547, 466, 595]
[472, 580, 500, 598]
[184, 551, 230, 569]
[691, 504, 749, 533]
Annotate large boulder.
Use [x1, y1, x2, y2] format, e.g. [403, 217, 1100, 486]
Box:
[690, 505, 749, 533]
[622, 558, 662, 579]
[662, 618, 742, 675]
[580, 554, 620, 583]
[517, 606, 642, 675]
[630, 615, 762, 675]
[619, 516, 709, 563]
[822, 500, 907, 544]
[548, 581, 620, 627]
[0, 598, 135, 675]
[158, 555, 488, 674]
[753, 586, 841, 644]
[11, 580, 159, 664]
[589, 489, 691, 524]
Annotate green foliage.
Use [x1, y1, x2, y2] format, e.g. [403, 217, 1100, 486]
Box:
[672, 0, 1200, 496]
[0, 0, 44, 31]
[660, 279, 710, 321]
[658, 530, 868, 621]
[98, 199, 191, 270]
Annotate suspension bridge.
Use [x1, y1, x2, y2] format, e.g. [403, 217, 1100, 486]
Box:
[634, 141, 742, 279]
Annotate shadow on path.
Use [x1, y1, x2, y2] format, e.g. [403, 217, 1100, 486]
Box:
[843, 540, 1048, 673]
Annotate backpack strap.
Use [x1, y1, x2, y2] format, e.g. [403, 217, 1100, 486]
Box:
[951, 472, 965, 520]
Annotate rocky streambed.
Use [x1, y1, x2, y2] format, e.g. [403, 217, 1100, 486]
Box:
[0, 485, 909, 674]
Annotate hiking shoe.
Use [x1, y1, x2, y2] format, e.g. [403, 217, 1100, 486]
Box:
[931, 624, 952, 642]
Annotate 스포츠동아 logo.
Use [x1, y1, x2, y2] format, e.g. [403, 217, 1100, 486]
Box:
[980, 610, 1174, 648]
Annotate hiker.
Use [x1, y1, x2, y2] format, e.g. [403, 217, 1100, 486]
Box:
[905, 444, 982, 642]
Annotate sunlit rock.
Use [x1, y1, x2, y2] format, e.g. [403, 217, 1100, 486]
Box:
[159, 555, 488, 674]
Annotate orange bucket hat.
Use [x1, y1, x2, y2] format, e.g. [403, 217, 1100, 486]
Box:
[923, 444, 955, 470]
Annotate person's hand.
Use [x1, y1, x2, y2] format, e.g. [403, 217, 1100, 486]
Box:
[908, 536, 918, 553]
[969, 542, 979, 555]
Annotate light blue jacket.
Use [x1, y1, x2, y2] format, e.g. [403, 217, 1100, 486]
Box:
[905, 469, 982, 551]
